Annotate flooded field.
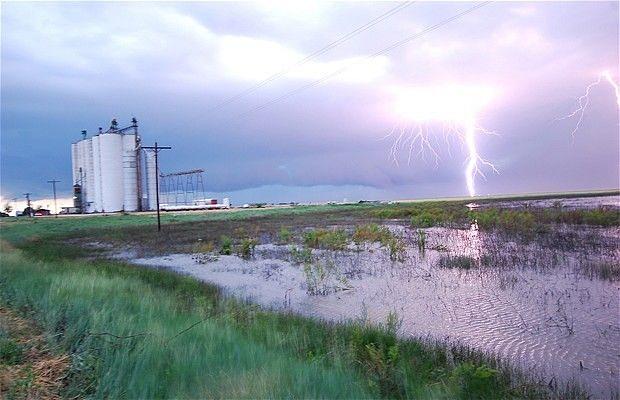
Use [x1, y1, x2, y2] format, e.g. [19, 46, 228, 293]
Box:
[486, 194, 620, 210]
[127, 195, 619, 397]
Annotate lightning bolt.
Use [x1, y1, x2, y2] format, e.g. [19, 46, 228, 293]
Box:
[384, 85, 499, 197]
[384, 110, 498, 198]
[559, 70, 620, 138]
[463, 118, 499, 198]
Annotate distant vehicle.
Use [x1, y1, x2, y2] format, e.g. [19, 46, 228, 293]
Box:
[0, 212, 9, 217]
[34, 209, 51, 216]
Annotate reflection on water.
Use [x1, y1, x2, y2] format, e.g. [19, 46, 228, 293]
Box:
[466, 221, 482, 260]
[465, 202, 480, 211]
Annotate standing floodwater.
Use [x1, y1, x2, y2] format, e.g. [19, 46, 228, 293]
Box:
[131, 196, 620, 397]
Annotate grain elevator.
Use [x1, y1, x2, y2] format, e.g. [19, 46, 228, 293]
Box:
[71, 118, 157, 213]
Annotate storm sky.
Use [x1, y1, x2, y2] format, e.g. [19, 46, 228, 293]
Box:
[1, 1, 618, 204]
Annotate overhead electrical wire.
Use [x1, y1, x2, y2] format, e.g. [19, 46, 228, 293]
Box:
[238, 1, 492, 118]
[209, 1, 415, 112]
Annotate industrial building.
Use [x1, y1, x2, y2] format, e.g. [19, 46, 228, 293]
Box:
[71, 118, 157, 213]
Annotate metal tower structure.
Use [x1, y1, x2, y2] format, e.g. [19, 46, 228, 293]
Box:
[159, 169, 206, 206]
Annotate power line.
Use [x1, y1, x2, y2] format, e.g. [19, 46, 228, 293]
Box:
[209, 1, 415, 112]
[238, 1, 491, 118]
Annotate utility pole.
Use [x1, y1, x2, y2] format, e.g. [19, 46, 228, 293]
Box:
[47, 179, 60, 217]
[142, 142, 171, 232]
[23, 193, 33, 217]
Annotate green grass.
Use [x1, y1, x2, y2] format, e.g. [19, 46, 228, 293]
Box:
[473, 207, 619, 236]
[2, 191, 615, 246]
[0, 336, 23, 365]
[1, 248, 372, 398]
[372, 201, 469, 223]
[0, 204, 375, 244]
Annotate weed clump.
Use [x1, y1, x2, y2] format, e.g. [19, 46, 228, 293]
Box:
[450, 362, 499, 399]
[352, 224, 392, 245]
[193, 240, 215, 254]
[303, 259, 349, 295]
[410, 211, 440, 228]
[290, 246, 313, 264]
[303, 229, 348, 250]
[352, 224, 405, 261]
[277, 227, 293, 244]
[473, 209, 537, 236]
[237, 238, 258, 259]
[472, 206, 619, 237]
[416, 230, 427, 254]
[219, 235, 233, 255]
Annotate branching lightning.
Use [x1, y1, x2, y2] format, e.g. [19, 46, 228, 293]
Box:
[559, 70, 620, 138]
[385, 85, 499, 197]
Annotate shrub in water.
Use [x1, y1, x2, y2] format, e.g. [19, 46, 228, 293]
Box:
[237, 238, 258, 259]
[303, 229, 348, 250]
[277, 227, 293, 244]
[219, 235, 233, 255]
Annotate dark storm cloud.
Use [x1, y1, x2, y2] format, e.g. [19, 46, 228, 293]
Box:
[1, 1, 618, 203]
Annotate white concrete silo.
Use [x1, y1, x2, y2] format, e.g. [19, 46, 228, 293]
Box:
[71, 119, 146, 214]
[122, 133, 139, 211]
[91, 135, 102, 212]
[98, 133, 124, 212]
[84, 138, 95, 213]
[71, 143, 78, 186]
[76, 138, 93, 211]
[144, 150, 158, 211]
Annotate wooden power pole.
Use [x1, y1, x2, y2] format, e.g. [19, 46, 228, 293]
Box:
[142, 142, 171, 232]
[47, 179, 60, 216]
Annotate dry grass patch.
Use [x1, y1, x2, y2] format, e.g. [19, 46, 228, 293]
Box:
[0, 307, 70, 400]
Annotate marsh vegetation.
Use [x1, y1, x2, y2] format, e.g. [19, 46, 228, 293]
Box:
[0, 192, 618, 398]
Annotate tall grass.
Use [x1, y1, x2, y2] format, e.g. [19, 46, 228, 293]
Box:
[0, 248, 370, 398]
